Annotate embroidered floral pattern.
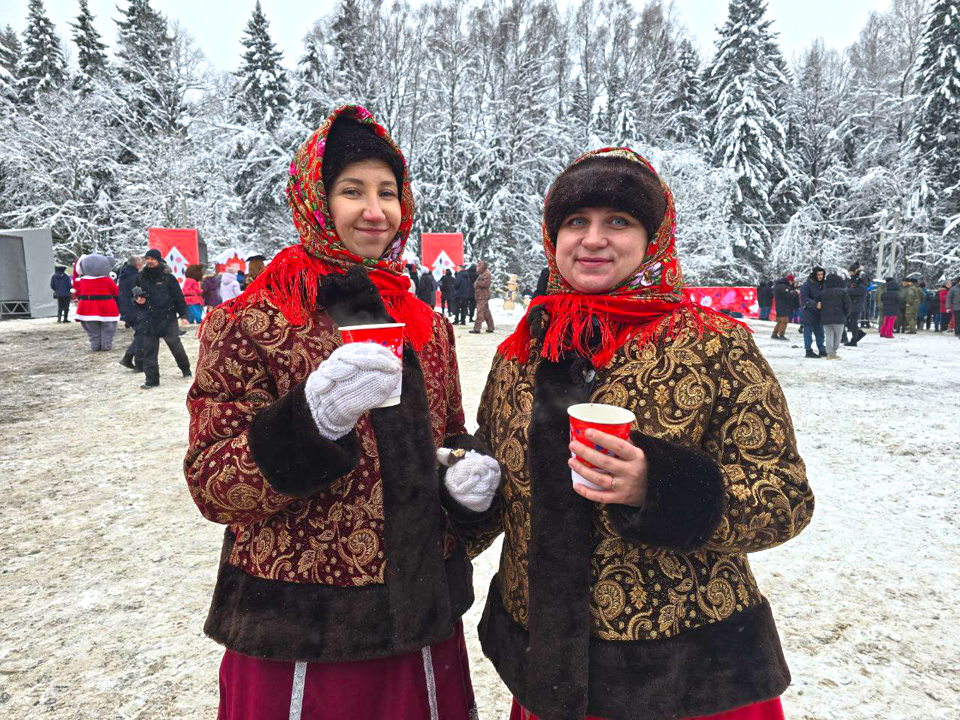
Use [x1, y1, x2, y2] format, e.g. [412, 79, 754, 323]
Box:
[185, 302, 465, 586]
[473, 317, 814, 640]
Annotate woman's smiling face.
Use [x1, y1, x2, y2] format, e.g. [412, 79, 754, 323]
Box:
[328, 159, 401, 260]
[554, 207, 649, 294]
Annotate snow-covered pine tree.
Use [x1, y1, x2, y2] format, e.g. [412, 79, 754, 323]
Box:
[469, 0, 565, 285]
[569, 0, 602, 144]
[912, 0, 960, 276]
[116, 0, 170, 81]
[414, 1, 478, 244]
[230, 5, 304, 252]
[17, 0, 66, 103]
[114, 0, 176, 134]
[631, 0, 683, 143]
[790, 39, 850, 203]
[296, 26, 335, 130]
[329, 0, 370, 102]
[237, 1, 289, 131]
[703, 0, 793, 275]
[0, 86, 124, 258]
[570, 76, 590, 131]
[0, 24, 22, 104]
[665, 38, 703, 145]
[69, 0, 109, 90]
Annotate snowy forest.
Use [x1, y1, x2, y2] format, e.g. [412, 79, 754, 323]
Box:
[0, 0, 958, 287]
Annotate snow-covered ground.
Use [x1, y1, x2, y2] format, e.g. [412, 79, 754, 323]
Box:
[0, 302, 957, 719]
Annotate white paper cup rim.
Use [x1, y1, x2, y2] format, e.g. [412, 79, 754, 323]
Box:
[339, 323, 406, 331]
[567, 403, 635, 425]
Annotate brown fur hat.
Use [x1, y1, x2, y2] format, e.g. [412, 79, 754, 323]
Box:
[543, 155, 666, 245]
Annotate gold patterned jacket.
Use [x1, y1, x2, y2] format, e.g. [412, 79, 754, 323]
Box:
[464, 311, 814, 720]
[184, 269, 481, 663]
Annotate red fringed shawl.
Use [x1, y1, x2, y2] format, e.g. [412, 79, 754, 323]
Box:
[498, 147, 749, 368]
[221, 104, 435, 351]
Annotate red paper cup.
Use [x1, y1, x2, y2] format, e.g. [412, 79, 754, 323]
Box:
[338, 323, 405, 408]
[567, 403, 635, 490]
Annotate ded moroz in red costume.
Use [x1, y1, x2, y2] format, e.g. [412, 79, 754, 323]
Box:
[185, 105, 488, 720]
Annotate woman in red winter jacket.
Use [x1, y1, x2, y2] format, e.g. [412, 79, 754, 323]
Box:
[182, 264, 205, 324]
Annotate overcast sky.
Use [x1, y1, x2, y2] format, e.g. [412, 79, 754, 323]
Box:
[0, 0, 893, 71]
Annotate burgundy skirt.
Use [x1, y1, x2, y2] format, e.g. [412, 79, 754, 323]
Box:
[510, 696, 785, 720]
[218, 621, 476, 720]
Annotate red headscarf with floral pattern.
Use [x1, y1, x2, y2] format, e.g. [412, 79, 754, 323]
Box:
[225, 105, 435, 350]
[499, 147, 745, 367]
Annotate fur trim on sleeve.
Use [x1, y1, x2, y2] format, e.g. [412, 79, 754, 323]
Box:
[249, 381, 360, 498]
[607, 431, 726, 552]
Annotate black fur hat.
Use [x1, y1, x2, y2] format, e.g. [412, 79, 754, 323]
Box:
[825, 272, 843, 288]
[847, 261, 861, 273]
[321, 118, 404, 194]
[543, 156, 666, 245]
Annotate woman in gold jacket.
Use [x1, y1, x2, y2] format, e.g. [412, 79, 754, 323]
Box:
[462, 148, 815, 720]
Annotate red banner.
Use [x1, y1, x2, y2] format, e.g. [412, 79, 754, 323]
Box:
[686, 286, 758, 318]
[421, 233, 464, 282]
[149, 228, 200, 286]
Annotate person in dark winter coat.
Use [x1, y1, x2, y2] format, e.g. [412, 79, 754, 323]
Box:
[918, 282, 930, 329]
[771, 275, 797, 339]
[466, 263, 478, 322]
[799, 266, 826, 358]
[50, 266, 72, 322]
[134, 249, 192, 389]
[405, 263, 419, 294]
[119, 287, 148, 371]
[533, 266, 550, 299]
[757, 280, 774, 320]
[201, 272, 221, 309]
[820, 273, 852, 359]
[879, 279, 901, 338]
[454, 267, 472, 325]
[116, 256, 142, 325]
[440, 268, 456, 316]
[842, 262, 868, 346]
[416, 267, 438, 307]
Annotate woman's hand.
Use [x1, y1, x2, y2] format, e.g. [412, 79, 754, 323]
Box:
[569, 429, 648, 507]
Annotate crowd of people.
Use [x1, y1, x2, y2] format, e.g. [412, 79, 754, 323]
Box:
[405, 260, 496, 333]
[757, 263, 959, 359]
[49, 250, 277, 389]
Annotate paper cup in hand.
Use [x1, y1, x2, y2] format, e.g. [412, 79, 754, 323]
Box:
[339, 323, 405, 408]
[567, 403, 635, 491]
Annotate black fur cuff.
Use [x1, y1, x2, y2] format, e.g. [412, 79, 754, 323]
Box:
[319, 265, 394, 326]
[249, 381, 360, 498]
[438, 434, 501, 524]
[607, 431, 725, 552]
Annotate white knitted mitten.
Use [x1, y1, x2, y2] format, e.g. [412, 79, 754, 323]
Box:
[438, 449, 501, 512]
[304, 343, 402, 440]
